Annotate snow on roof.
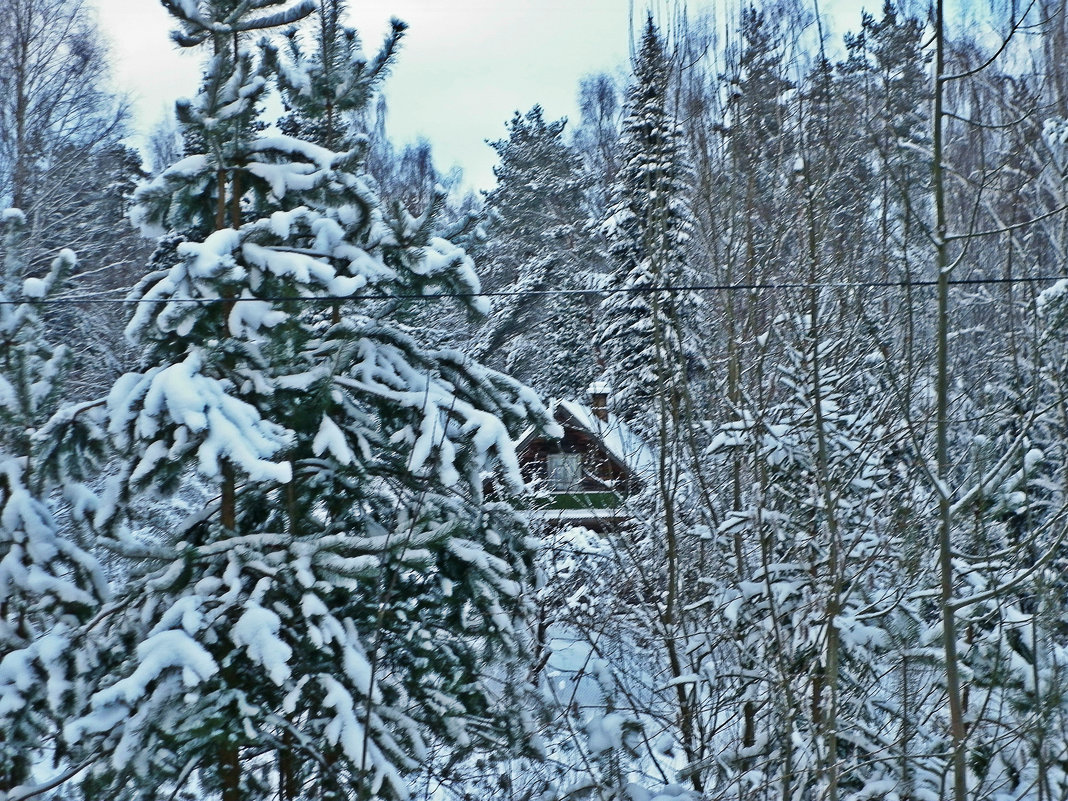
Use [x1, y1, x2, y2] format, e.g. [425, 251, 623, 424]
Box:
[587, 380, 610, 395]
[517, 398, 655, 480]
[557, 400, 655, 478]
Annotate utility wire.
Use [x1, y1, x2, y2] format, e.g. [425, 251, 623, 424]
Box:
[6, 272, 1068, 306]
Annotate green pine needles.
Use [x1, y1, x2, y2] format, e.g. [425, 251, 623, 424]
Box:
[60, 3, 554, 800]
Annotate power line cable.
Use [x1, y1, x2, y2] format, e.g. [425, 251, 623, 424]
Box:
[6, 272, 1068, 306]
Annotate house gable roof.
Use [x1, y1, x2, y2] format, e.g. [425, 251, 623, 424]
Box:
[515, 398, 654, 485]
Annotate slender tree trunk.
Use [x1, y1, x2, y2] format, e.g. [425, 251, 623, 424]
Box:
[230, 170, 242, 229]
[220, 742, 241, 801]
[805, 192, 840, 801]
[932, 3, 968, 798]
[647, 219, 703, 795]
[216, 169, 228, 231]
[279, 731, 297, 801]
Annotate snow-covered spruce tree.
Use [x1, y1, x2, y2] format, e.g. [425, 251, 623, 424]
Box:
[720, 4, 796, 291]
[65, 4, 554, 800]
[0, 209, 107, 796]
[476, 105, 601, 399]
[837, 1, 929, 288]
[596, 16, 697, 432]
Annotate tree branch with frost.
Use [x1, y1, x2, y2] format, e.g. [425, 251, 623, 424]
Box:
[4, 758, 99, 801]
[947, 435, 1036, 519]
[947, 513, 1068, 612]
[162, 0, 315, 48]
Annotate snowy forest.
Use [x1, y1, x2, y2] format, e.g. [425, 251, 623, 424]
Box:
[4, 0, 1068, 799]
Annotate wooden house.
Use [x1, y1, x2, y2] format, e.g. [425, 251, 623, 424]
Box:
[514, 384, 652, 531]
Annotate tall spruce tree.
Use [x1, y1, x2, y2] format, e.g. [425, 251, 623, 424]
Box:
[65, 3, 553, 800]
[596, 17, 696, 429]
[838, 1, 929, 285]
[477, 105, 601, 399]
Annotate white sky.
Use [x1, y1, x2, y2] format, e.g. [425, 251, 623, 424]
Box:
[90, 0, 880, 191]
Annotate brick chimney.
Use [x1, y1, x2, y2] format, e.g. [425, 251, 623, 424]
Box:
[588, 381, 610, 422]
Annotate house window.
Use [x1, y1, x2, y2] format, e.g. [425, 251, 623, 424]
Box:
[547, 453, 582, 490]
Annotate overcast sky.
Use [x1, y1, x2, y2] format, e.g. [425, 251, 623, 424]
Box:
[90, 0, 883, 191]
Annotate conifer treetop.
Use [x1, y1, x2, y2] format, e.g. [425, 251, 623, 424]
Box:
[268, 0, 407, 150]
[596, 14, 696, 425]
[162, 0, 316, 48]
